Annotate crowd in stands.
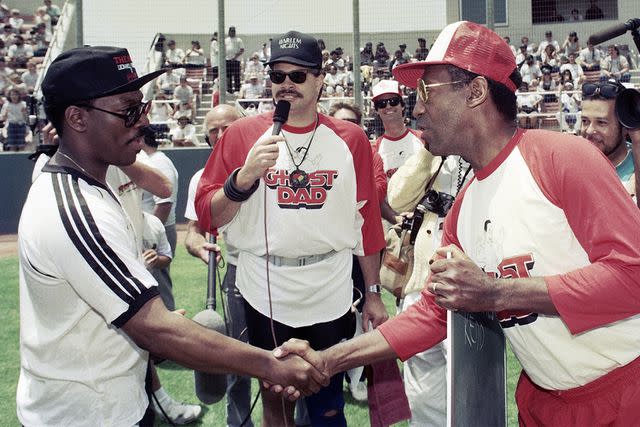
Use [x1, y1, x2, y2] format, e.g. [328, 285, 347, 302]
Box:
[0, 0, 58, 150]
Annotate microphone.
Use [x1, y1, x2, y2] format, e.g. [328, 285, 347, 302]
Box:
[588, 18, 640, 46]
[272, 100, 291, 135]
[193, 235, 228, 404]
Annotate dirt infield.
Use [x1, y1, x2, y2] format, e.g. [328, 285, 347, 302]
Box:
[0, 234, 17, 258]
[0, 224, 190, 259]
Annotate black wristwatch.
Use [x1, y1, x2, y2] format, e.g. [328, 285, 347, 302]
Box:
[367, 284, 382, 294]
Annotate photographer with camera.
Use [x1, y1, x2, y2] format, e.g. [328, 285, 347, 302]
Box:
[580, 79, 639, 206]
[385, 150, 471, 426]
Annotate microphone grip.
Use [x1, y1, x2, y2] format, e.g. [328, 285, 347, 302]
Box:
[272, 121, 284, 136]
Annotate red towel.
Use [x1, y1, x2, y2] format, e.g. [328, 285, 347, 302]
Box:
[367, 359, 412, 427]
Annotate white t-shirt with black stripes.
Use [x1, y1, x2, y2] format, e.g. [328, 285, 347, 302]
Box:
[17, 165, 159, 427]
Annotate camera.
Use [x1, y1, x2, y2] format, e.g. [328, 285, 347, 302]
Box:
[616, 88, 640, 129]
[402, 189, 455, 244]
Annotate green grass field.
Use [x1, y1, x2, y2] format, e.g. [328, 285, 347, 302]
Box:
[0, 243, 520, 426]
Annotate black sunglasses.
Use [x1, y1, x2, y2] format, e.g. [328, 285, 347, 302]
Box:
[374, 97, 402, 110]
[582, 82, 623, 99]
[76, 101, 151, 128]
[269, 69, 318, 84]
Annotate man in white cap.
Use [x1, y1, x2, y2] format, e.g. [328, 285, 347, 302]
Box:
[371, 79, 425, 223]
[276, 21, 640, 424]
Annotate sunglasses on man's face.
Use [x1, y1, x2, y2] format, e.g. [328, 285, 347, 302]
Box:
[76, 101, 151, 128]
[374, 97, 402, 110]
[269, 69, 318, 84]
[581, 82, 623, 99]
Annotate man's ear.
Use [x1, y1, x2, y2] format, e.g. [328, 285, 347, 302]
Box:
[64, 105, 89, 133]
[467, 77, 489, 108]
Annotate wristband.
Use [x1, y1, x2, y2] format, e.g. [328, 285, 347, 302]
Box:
[223, 168, 259, 202]
[367, 284, 382, 294]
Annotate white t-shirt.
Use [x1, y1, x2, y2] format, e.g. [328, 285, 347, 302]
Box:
[141, 150, 179, 226]
[17, 165, 158, 426]
[374, 128, 425, 179]
[142, 212, 172, 259]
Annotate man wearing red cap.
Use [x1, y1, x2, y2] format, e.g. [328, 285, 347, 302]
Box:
[276, 21, 640, 424]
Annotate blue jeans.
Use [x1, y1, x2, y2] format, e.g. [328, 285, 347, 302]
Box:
[221, 264, 254, 427]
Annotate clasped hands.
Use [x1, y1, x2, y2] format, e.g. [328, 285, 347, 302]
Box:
[262, 338, 331, 401]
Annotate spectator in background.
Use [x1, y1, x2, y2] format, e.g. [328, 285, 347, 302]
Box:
[31, 23, 51, 57]
[540, 43, 559, 72]
[164, 39, 185, 67]
[560, 52, 585, 87]
[43, 0, 61, 25]
[569, 8, 583, 21]
[579, 40, 604, 71]
[521, 36, 535, 55]
[537, 30, 560, 57]
[148, 92, 174, 125]
[516, 44, 528, 68]
[585, 0, 604, 20]
[259, 38, 271, 63]
[0, 87, 28, 150]
[520, 55, 542, 84]
[601, 45, 631, 83]
[21, 61, 38, 93]
[399, 43, 411, 61]
[184, 40, 205, 66]
[170, 112, 198, 146]
[157, 67, 180, 95]
[7, 35, 33, 69]
[323, 64, 344, 96]
[225, 26, 245, 94]
[239, 72, 265, 100]
[374, 42, 390, 69]
[141, 130, 180, 311]
[1, 24, 14, 45]
[172, 75, 194, 104]
[562, 31, 581, 57]
[8, 9, 23, 33]
[539, 68, 558, 102]
[557, 81, 581, 133]
[390, 49, 408, 70]
[244, 52, 264, 81]
[517, 81, 542, 129]
[33, 6, 52, 35]
[504, 36, 517, 56]
[360, 41, 374, 66]
[210, 32, 219, 80]
[415, 37, 429, 61]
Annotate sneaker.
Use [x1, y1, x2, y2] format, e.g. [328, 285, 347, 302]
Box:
[349, 380, 368, 402]
[152, 394, 202, 425]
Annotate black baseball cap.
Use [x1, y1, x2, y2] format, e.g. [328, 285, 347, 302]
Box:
[42, 46, 167, 106]
[265, 30, 322, 69]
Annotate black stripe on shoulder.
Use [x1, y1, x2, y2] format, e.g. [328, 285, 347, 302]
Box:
[69, 178, 147, 294]
[112, 287, 160, 328]
[52, 173, 134, 304]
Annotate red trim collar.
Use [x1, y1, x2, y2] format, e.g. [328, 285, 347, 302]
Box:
[282, 115, 320, 134]
[475, 128, 525, 181]
[382, 128, 410, 141]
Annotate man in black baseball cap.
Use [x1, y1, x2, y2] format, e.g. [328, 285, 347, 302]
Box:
[196, 30, 388, 426]
[17, 45, 328, 427]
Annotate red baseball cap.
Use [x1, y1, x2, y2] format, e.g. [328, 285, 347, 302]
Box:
[393, 21, 518, 92]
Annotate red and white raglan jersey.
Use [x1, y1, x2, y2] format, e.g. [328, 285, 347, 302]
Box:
[378, 129, 640, 390]
[374, 128, 424, 179]
[196, 113, 384, 327]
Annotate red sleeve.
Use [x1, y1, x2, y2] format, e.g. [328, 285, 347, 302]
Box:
[372, 148, 387, 203]
[377, 291, 447, 360]
[520, 131, 640, 334]
[195, 114, 271, 233]
[323, 116, 385, 255]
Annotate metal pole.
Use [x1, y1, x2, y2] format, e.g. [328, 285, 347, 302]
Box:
[218, 0, 227, 104]
[486, 0, 495, 30]
[76, 0, 83, 46]
[352, 0, 362, 111]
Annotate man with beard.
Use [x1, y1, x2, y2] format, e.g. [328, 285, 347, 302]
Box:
[16, 46, 327, 427]
[275, 21, 640, 424]
[581, 79, 639, 205]
[195, 30, 388, 426]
